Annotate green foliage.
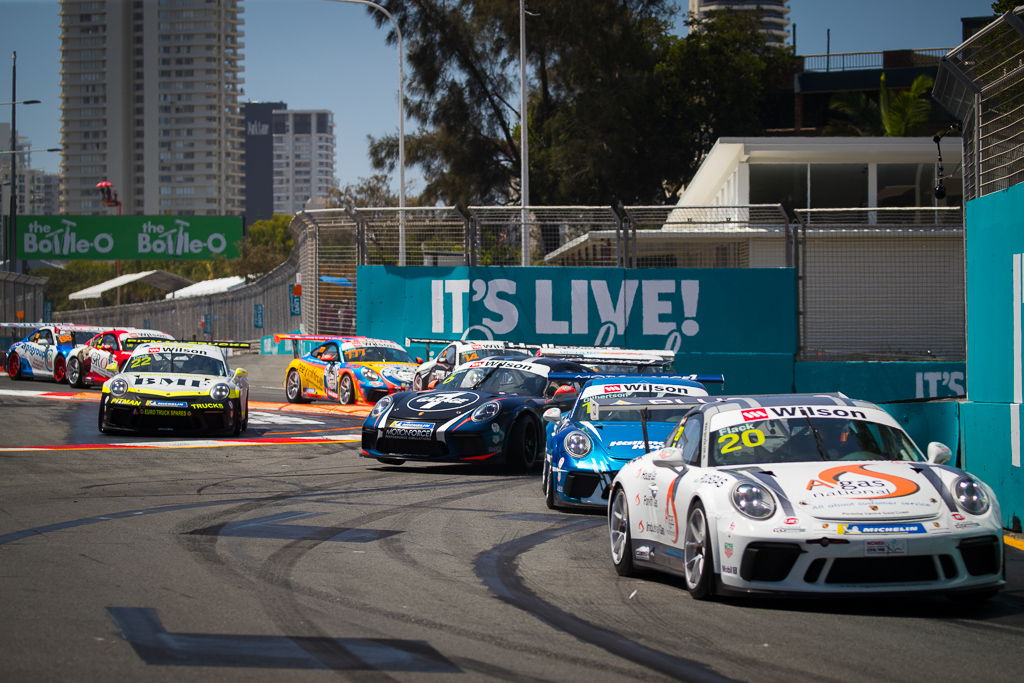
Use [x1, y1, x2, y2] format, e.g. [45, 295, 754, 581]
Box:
[825, 73, 934, 137]
[230, 214, 294, 277]
[368, 1, 796, 207]
[992, 1, 1019, 14]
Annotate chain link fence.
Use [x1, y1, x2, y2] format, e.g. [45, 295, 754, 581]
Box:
[934, 6, 1024, 200]
[796, 207, 964, 360]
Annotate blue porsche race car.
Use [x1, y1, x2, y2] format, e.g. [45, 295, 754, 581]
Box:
[360, 357, 593, 471]
[541, 375, 723, 510]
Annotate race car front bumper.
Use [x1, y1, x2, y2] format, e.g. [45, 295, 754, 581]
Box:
[101, 395, 237, 434]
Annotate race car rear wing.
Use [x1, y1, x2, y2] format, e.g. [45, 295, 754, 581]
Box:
[405, 337, 540, 358]
[123, 338, 251, 351]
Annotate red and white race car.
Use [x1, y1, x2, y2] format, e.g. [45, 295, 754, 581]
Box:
[67, 328, 174, 388]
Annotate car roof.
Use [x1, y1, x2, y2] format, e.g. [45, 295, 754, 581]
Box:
[129, 341, 227, 361]
[689, 393, 887, 421]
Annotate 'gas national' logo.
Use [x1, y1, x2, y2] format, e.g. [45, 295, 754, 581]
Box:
[138, 219, 227, 256]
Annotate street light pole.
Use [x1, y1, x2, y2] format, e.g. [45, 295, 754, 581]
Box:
[5, 51, 42, 274]
[519, 0, 530, 266]
[323, 0, 406, 265]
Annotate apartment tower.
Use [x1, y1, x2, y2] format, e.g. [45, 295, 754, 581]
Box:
[59, 0, 245, 215]
[272, 109, 337, 215]
[688, 0, 790, 47]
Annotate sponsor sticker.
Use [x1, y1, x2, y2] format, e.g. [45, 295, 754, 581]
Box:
[146, 400, 188, 408]
[407, 391, 480, 412]
[837, 523, 926, 535]
[865, 539, 907, 555]
[386, 420, 434, 439]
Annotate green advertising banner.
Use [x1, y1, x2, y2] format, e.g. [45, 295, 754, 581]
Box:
[16, 215, 243, 260]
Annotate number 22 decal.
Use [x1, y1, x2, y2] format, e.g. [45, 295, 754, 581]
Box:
[718, 428, 766, 454]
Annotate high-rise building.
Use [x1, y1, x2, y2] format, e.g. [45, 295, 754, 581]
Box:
[272, 109, 337, 215]
[688, 0, 790, 47]
[59, 0, 245, 216]
[243, 101, 285, 222]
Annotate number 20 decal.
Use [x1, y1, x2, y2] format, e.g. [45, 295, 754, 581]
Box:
[718, 428, 766, 454]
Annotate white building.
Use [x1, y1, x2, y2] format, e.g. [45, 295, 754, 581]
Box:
[59, 0, 245, 216]
[688, 0, 790, 47]
[272, 109, 337, 215]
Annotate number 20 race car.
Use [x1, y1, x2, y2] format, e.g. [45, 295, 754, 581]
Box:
[608, 394, 1005, 601]
[98, 340, 250, 436]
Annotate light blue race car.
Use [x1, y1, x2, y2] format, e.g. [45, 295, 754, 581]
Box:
[541, 375, 723, 510]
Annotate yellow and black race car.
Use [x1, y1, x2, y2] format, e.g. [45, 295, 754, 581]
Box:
[98, 340, 250, 436]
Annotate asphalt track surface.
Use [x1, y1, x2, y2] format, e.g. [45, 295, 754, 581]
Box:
[1, 354, 1023, 682]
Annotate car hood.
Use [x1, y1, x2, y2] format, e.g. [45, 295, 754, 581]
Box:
[362, 362, 416, 384]
[120, 372, 229, 395]
[726, 461, 954, 521]
[583, 421, 678, 461]
[384, 389, 515, 423]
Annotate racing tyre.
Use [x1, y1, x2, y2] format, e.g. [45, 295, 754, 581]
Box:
[683, 501, 716, 600]
[412, 373, 424, 391]
[338, 375, 355, 405]
[543, 460, 558, 510]
[507, 417, 541, 473]
[6, 352, 24, 380]
[231, 399, 243, 436]
[609, 487, 637, 576]
[67, 356, 85, 388]
[285, 369, 309, 403]
[240, 399, 248, 432]
[98, 397, 110, 434]
[52, 355, 67, 384]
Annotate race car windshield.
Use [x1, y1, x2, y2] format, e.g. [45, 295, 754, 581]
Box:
[574, 398, 691, 423]
[124, 352, 227, 376]
[56, 331, 94, 346]
[458, 349, 528, 364]
[343, 346, 413, 363]
[446, 367, 547, 396]
[709, 417, 923, 467]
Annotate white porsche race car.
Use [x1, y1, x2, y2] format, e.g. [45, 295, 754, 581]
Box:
[608, 393, 1005, 600]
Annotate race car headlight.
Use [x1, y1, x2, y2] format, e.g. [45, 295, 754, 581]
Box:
[952, 475, 990, 515]
[564, 430, 592, 459]
[209, 383, 231, 400]
[109, 376, 129, 398]
[369, 395, 392, 418]
[360, 366, 381, 382]
[731, 482, 776, 520]
[471, 400, 501, 422]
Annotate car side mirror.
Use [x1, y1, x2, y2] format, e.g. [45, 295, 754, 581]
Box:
[234, 368, 248, 378]
[552, 385, 578, 401]
[39, 338, 51, 346]
[542, 407, 561, 423]
[652, 447, 687, 468]
[416, 356, 424, 364]
[427, 379, 438, 389]
[105, 361, 118, 372]
[927, 441, 951, 465]
[102, 344, 115, 352]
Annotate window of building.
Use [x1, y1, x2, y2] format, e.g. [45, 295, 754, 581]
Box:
[749, 164, 808, 214]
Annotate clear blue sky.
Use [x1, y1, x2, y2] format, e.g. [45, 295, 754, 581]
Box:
[0, 0, 1001, 192]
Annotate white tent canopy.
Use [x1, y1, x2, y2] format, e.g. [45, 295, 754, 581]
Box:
[164, 275, 246, 299]
[68, 270, 194, 301]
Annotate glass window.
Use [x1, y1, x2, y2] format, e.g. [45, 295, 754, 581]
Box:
[877, 163, 931, 207]
[680, 415, 704, 465]
[810, 164, 868, 208]
[749, 164, 808, 214]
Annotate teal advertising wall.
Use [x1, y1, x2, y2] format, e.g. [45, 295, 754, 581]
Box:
[795, 361, 966, 404]
[357, 265, 798, 395]
[960, 182, 1024, 530]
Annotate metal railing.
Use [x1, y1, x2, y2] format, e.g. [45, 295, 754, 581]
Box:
[801, 48, 949, 73]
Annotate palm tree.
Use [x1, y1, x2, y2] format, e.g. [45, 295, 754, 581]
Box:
[824, 73, 934, 137]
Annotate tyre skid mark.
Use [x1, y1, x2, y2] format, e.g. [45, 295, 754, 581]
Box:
[474, 519, 741, 683]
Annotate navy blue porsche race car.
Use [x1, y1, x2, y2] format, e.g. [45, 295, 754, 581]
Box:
[360, 357, 594, 471]
[542, 375, 723, 510]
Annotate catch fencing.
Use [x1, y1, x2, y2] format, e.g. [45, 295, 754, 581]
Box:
[62, 250, 300, 342]
[293, 204, 964, 361]
[933, 6, 1024, 200]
